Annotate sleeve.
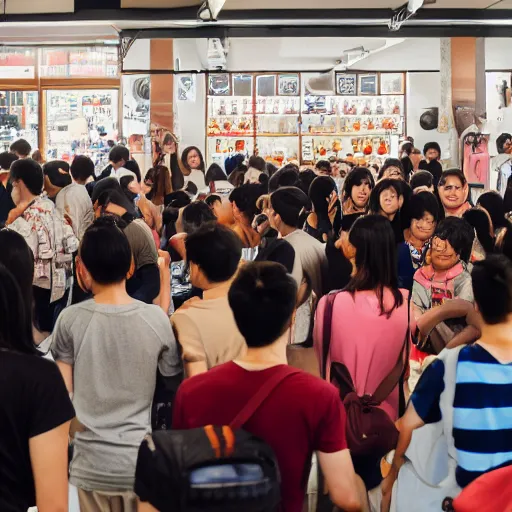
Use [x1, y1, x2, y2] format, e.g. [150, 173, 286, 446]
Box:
[412, 277, 428, 314]
[410, 358, 445, 424]
[314, 384, 348, 453]
[268, 242, 296, 275]
[171, 312, 206, 364]
[170, 153, 185, 191]
[152, 310, 182, 377]
[51, 312, 74, 366]
[454, 272, 474, 303]
[28, 360, 75, 438]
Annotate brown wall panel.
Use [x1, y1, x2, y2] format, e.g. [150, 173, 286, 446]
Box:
[150, 39, 174, 131]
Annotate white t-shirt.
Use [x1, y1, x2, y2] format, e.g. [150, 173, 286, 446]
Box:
[184, 169, 206, 191]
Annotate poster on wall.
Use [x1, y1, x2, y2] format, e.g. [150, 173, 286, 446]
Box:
[233, 74, 253, 96]
[278, 74, 299, 96]
[257, 75, 276, 96]
[336, 73, 357, 96]
[122, 74, 150, 154]
[380, 73, 405, 95]
[358, 74, 378, 95]
[177, 74, 196, 102]
[208, 73, 230, 96]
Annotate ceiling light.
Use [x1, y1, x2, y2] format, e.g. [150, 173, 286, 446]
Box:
[198, 0, 226, 22]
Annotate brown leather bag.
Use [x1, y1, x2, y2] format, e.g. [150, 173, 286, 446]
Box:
[321, 291, 409, 459]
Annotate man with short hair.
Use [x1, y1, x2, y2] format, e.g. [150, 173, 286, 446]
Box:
[71, 154, 96, 198]
[171, 222, 246, 377]
[437, 169, 471, 217]
[419, 142, 443, 187]
[52, 216, 181, 512]
[96, 145, 130, 181]
[7, 158, 78, 332]
[10, 138, 31, 159]
[0, 151, 18, 226]
[172, 261, 364, 512]
[43, 160, 94, 241]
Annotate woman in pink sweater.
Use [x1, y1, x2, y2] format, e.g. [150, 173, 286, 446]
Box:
[314, 214, 411, 491]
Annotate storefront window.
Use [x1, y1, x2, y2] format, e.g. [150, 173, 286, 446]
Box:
[45, 89, 119, 170]
[40, 47, 118, 78]
[0, 48, 36, 79]
[0, 91, 38, 152]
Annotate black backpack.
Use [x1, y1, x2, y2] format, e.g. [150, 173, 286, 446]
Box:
[135, 367, 301, 512]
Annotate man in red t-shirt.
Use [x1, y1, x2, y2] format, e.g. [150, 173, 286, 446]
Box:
[171, 261, 363, 512]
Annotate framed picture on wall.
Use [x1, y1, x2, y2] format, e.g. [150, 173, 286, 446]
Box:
[208, 73, 230, 96]
[278, 74, 299, 96]
[358, 74, 378, 95]
[380, 73, 405, 95]
[256, 75, 277, 96]
[336, 73, 357, 95]
[232, 74, 253, 96]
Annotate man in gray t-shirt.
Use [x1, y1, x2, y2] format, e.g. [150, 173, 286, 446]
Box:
[52, 299, 181, 494]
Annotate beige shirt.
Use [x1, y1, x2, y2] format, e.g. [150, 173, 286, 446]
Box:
[171, 296, 246, 370]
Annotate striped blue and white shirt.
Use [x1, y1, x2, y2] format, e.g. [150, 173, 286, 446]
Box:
[411, 344, 512, 487]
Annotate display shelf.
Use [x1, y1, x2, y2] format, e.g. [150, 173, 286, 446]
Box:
[305, 131, 399, 137]
[257, 133, 299, 137]
[207, 133, 254, 137]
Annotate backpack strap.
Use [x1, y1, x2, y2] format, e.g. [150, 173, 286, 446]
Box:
[230, 367, 302, 430]
[372, 292, 411, 404]
[321, 291, 340, 379]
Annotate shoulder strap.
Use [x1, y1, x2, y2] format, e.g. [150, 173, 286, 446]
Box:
[439, 345, 464, 461]
[321, 291, 339, 379]
[372, 293, 411, 404]
[230, 367, 301, 430]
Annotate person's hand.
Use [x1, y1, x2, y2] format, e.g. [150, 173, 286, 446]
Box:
[380, 466, 399, 512]
[327, 191, 338, 227]
[158, 249, 171, 267]
[169, 233, 187, 260]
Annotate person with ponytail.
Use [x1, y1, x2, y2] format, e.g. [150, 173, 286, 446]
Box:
[269, 186, 327, 299]
[305, 176, 341, 243]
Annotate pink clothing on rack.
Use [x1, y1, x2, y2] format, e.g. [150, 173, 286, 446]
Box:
[314, 288, 413, 421]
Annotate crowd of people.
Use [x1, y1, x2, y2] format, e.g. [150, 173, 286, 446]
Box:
[1, 134, 512, 512]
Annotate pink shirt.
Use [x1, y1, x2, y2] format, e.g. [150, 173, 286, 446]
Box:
[314, 288, 411, 420]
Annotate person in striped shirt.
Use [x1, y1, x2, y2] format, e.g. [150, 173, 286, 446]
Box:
[382, 254, 512, 510]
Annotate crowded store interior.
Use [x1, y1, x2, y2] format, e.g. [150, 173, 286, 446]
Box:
[4, 1, 512, 511]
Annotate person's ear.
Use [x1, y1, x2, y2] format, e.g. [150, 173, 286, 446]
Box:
[76, 256, 92, 293]
[398, 195, 404, 210]
[127, 256, 135, 280]
[463, 183, 469, 201]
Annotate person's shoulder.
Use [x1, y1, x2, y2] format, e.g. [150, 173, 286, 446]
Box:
[179, 361, 238, 394]
[57, 298, 95, 322]
[4, 350, 62, 379]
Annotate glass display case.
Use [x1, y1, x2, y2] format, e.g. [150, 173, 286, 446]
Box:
[45, 89, 118, 170]
[0, 91, 38, 152]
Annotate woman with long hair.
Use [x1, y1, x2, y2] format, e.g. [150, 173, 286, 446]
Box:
[143, 165, 173, 207]
[314, 215, 410, 493]
[305, 176, 341, 243]
[181, 146, 207, 191]
[154, 131, 185, 191]
[0, 232, 74, 512]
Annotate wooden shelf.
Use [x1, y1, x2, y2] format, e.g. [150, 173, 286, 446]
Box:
[256, 133, 299, 137]
[303, 131, 398, 137]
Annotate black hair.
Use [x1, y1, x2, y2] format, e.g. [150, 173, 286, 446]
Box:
[228, 261, 298, 348]
[409, 191, 440, 223]
[185, 222, 242, 283]
[266, 162, 278, 177]
[477, 191, 508, 231]
[434, 217, 475, 263]
[10, 158, 43, 196]
[182, 201, 216, 235]
[345, 215, 403, 317]
[472, 255, 512, 324]
[124, 160, 142, 183]
[248, 155, 266, 172]
[463, 208, 495, 255]
[43, 160, 72, 189]
[369, 178, 403, 215]
[205, 194, 222, 208]
[228, 170, 246, 189]
[423, 141, 441, 158]
[70, 155, 95, 182]
[95, 189, 136, 217]
[341, 167, 375, 203]
[496, 133, 512, 154]
[91, 176, 123, 204]
[410, 170, 434, 191]
[309, 176, 337, 230]
[205, 163, 226, 186]
[438, 169, 467, 187]
[268, 165, 299, 193]
[0, 263, 35, 354]
[0, 151, 17, 171]
[401, 142, 414, 156]
[119, 174, 137, 204]
[271, 186, 311, 228]
[504, 175, 512, 215]
[378, 158, 405, 181]
[229, 183, 265, 222]
[0, 230, 35, 352]
[164, 190, 191, 209]
[297, 169, 317, 195]
[109, 145, 130, 164]
[10, 138, 31, 157]
[181, 146, 206, 173]
[315, 160, 331, 173]
[79, 216, 132, 285]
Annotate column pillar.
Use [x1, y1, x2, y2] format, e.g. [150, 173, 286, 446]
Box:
[150, 39, 174, 133]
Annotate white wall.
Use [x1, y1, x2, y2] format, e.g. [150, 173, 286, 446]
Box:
[123, 40, 151, 71]
[406, 72, 451, 157]
[485, 38, 512, 70]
